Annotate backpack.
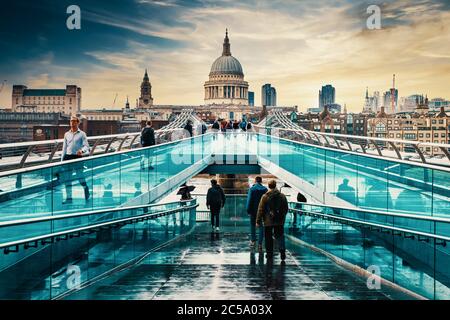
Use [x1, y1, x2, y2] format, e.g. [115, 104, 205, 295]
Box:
[141, 127, 155, 146]
[267, 192, 285, 224]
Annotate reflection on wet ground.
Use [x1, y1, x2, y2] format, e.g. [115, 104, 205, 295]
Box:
[65, 220, 412, 300]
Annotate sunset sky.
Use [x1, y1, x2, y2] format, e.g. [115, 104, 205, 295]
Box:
[0, 0, 449, 112]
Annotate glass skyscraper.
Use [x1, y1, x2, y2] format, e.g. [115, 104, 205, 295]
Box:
[262, 84, 277, 106]
[319, 84, 335, 110]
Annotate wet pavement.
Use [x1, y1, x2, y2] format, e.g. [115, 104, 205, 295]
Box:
[65, 219, 412, 300]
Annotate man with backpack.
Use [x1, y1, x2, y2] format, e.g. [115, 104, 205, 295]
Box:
[256, 180, 289, 261]
[206, 179, 226, 232]
[141, 120, 155, 147]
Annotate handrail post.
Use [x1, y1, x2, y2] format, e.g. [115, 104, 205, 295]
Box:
[388, 141, 402, 160]
[370, 140, 383, 157]
[412, 144, 427, 163]
[117, 135, 129, 151]
[104, 137, 118, 153]
[20, 145, 35, 168]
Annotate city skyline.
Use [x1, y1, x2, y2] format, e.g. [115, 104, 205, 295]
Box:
[1, 0, 450, 111]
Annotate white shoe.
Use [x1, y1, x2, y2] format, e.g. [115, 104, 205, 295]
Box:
[215, 227, 220, 232]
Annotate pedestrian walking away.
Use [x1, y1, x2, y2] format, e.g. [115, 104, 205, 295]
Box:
[246, 176, 268, 252]
[256, 180, 289, 262]
[206, 179, 226, 232]
[140, 120, 156, 170]
[141, 120, 156, 147]
[61, 115, 91, 204]
[184, 120, 193, 137]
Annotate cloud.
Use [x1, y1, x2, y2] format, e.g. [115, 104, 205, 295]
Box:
[1, 0, 450, 112]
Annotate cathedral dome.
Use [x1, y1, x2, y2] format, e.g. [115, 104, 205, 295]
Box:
[210, 55, 243, 76]
[209, 29, 244, 77]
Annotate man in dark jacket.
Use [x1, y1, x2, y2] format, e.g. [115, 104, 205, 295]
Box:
[140, 121, 155, 147]
[212, 120, 220, 131]
[246, 176, 268, 251]
[184, 120, 193, 137]
[206, 179, 226, 232]
[140, 120, 156, 170]
[256, 180, 289, 261]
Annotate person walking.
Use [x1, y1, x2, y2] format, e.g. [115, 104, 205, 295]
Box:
[212, 120, 220, 131]
[140, 120, 155, 147]
[206, 179, 226, 232]
[212, 120, 220, 140]
[61, 115, 91, 204]
[184, 120, 193, 137]
[256, 180, 289, 262]
[140, 120, 156, 170]
[246, 176, 268, 252]
[240, 119, 248, 132]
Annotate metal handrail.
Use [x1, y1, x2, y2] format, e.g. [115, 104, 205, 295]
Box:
[255, 125, 450, 168]
[0, 202, 198, 251]
[0, 128, 181, 150]
[289, 207, 450, 243]
[288, 202, 450, 224]
[0, 200, 196, 228]
[0, 131, 212, 178]
[254, 124, 450, 150]
[0, 127, 186, 172]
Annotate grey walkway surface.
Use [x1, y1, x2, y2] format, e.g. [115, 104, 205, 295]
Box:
[64, 219, 412, 300]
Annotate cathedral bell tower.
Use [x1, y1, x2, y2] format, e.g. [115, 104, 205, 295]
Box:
[138, 69, 153, 108]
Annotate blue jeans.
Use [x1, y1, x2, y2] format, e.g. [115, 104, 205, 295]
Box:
[250, 214, 264, 244]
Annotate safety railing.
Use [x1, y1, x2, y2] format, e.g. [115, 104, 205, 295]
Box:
[0, 127, 184, 172]
[255, 132, 450, 217]
[288, 202, 450, 300]
[0, 199, 198, 254]
[0, 133, 212, 221]
[254, 124, 450, 166]
[0, 199, 197, 300]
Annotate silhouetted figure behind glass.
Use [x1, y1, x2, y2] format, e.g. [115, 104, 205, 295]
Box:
[336, 178, 356, 205]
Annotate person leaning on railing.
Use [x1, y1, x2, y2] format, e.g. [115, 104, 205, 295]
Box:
[60, 115, 91, 204]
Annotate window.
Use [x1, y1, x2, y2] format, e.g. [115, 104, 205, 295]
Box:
[375, 123, 386, 132]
